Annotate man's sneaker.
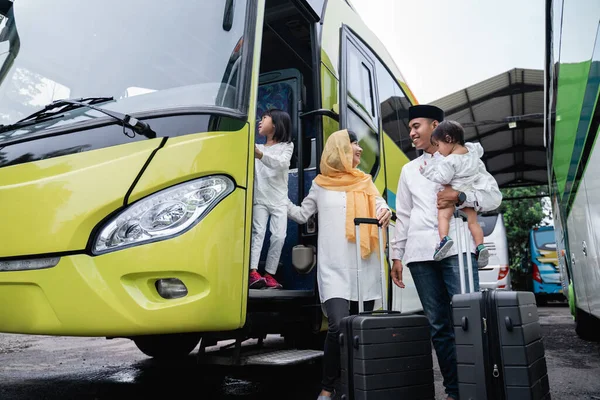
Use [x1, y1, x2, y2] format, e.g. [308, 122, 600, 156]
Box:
[249, 270, 266, 289]
[264, 273, 283, 289]
[476, 244, 490, 268]
[433, 236, 454, 261]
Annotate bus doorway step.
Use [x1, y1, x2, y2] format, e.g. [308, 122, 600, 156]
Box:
[198, 335, 323, 366]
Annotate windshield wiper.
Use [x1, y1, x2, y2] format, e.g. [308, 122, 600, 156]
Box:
[0, 97, 156, 139]
[11, 96, 114, 126]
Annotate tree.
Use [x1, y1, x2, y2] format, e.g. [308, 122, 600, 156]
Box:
[498, 186, 549, 272]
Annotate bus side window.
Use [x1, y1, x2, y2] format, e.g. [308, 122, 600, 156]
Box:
[342, 32, 380, 177]
[375, 60, 416, 160]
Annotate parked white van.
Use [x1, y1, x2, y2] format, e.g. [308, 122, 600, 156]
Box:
[477, 213, 511, 290]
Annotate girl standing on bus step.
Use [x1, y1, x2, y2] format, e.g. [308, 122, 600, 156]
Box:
[249, 108, 294, 289]
[419, 120, 494, 268]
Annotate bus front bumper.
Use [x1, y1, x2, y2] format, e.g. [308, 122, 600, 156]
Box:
[533, 280, 564, 295]
[0, 191, 247, 337]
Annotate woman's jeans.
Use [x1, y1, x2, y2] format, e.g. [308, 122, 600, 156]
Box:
[321, 298, 374, 393]
[408, 254, 479, 400]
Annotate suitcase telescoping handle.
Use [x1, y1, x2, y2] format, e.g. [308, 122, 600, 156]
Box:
[353, 218, 388, 313]
[454, 210, 475, 294]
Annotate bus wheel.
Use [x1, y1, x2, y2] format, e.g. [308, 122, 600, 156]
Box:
[575, 308, 600, 342]
[133, 333, 201, 360]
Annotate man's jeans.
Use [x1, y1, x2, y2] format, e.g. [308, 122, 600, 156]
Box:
[408, 254, 479, 399]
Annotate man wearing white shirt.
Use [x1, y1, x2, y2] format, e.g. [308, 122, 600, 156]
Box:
[390, 105, 502, 400]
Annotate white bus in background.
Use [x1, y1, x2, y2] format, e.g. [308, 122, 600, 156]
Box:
[477, 213, 511, 290]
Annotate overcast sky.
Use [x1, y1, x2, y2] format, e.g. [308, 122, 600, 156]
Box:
[351, 0, 545, 103]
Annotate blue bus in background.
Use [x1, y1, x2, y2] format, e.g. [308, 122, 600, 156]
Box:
[527, 226, 564, 305]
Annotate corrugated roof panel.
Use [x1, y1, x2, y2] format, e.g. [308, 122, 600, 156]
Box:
[512, 93, 525, 116]
[447, 108, 472, 122]
[524, 131, 545, 146]
[523, 170, 549, 183]
[523, 69, 544, 85]
[432, 91, 469, 111]
[495, 172, 516, 186]
[429, 68, 544, 188]
[510, 68, 523, 84]
[523, 151, 547, 165]
[466, 74, 511, 102]
[524, 92, 544, 115]
[487, 153, 514, 172]
[463, 127, 478, 141]
[478, 122, 507, 136]
[472, 97, 512, 122]
[480, 133, 513, 152]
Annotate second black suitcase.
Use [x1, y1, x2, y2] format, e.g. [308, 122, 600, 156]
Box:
[451, 211, 551, 400]
[338, 218, 435, 400]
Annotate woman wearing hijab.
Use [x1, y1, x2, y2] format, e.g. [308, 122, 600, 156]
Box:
[287, 129, 392, 400]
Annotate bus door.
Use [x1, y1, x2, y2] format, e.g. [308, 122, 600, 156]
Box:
[338, 25, 425, 313]
[254, 69, 317, 295]
[250, 0, 324, 300]
[339, 26, 388, 309]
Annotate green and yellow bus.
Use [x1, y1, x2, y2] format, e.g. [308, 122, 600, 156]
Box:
[0, 0, 421, 361]
[545, 0, 600, 341]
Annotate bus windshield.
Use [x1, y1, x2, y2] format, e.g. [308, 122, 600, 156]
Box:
[534, 229, 556, 251]
[0, 0, 249, 139]
[478, 214, 499, 237]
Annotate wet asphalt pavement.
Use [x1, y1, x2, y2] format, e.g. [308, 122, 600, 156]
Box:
[0, 303, 599, 400]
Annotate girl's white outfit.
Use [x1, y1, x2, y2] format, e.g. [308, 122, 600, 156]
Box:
[251, 142, 294, 274]
[287, 182, 389, 304]
[420, 142, 495, 193]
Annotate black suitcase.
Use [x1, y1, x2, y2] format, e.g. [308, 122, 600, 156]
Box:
[338, 218, 435, 400]
[451, 211, 551, 400]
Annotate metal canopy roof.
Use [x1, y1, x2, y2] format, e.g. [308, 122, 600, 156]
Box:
[430, 68, 546, 188]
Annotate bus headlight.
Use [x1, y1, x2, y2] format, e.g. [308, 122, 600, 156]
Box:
[92, 175, 234, 254]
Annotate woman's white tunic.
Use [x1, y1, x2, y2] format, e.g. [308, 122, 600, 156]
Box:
[287, 182, 389, 304]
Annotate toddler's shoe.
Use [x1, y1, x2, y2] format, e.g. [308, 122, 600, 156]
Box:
[433, 236, 454, 261]
[476, 244, 490, 268]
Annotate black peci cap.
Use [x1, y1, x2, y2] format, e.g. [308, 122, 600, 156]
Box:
[408, 105, 445, 123]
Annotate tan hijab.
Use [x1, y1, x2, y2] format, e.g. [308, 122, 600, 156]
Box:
[314, 130, 381, 259]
